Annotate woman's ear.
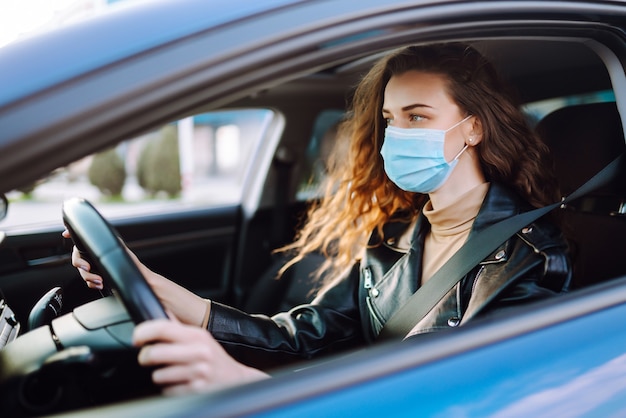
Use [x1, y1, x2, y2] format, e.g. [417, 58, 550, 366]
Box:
[467, 116, 483, 146]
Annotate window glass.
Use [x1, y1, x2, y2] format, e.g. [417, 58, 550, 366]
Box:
[2, 109, 274, 229]
[522, 90, 616, 126]
[295, 93, 619, 202]
[296, 109, 346, 201]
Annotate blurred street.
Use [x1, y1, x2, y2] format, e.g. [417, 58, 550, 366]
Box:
[0, 175, 241, 230]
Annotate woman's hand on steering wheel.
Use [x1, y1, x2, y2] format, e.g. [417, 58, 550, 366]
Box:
[62, 229, 149, 290]
[133, 317, 269, 395]
[62, 228, 210, 327]
[63, 229, 104, 289]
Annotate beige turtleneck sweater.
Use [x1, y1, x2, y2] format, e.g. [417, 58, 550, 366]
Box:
[420, 182, 490, 284]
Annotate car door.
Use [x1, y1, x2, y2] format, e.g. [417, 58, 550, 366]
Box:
[0, 108, 282, 327]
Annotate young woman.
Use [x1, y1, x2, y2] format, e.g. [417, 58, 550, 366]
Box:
[65, 43, 571, 394]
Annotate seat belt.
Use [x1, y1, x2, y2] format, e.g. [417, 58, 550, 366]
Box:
[378, 154, 624, 340]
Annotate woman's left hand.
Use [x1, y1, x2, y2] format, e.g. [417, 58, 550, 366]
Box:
[133, 319, 269, 395]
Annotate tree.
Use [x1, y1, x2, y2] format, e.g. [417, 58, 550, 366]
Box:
[137, 125, 181, 197]
[88, 147, 126, 198]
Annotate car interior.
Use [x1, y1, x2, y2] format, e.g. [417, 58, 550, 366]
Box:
[2, 27, 626, 416]
[229, 38, 626, 314]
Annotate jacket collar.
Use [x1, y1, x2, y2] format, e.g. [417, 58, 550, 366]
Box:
[468, 183, 530, 236]
[376, 183, 536, 253]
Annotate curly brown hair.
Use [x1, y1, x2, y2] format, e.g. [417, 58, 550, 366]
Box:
[279, 42, 559, 288]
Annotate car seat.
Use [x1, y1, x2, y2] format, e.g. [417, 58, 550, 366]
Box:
[242, 251, 324, 315]
[535, 101, 626, 288]
[243, 119, 346, 315]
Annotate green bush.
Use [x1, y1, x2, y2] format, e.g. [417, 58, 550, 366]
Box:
[88, 147, 126, 197]
[137, 125, 181, 198]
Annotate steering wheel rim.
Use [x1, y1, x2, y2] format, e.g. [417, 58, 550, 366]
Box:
[62, 197, 168, 323]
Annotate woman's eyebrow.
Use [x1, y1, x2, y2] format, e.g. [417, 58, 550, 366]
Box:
[402, 103, 433, 111]
[381, 103, 433, 113]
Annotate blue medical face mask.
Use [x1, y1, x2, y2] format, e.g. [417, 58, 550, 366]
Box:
[380, 115, 472, 193]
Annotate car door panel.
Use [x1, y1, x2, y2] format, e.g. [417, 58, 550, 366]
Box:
[0, 204, 243, 327]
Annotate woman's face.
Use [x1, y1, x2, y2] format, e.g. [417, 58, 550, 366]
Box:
[382, 71, 471, 162]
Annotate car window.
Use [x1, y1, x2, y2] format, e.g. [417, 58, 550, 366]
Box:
[522, 89, 616, 126]
[2, 109, 275, 229]
[294, 93, 619, 202]
[296, 109, 346, 201]
[296, 95, 620, 202]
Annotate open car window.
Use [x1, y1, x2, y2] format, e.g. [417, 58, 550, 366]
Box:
[1, 109, 275, 230]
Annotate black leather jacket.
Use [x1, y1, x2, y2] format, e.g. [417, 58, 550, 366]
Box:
[208, 183, 571, 369]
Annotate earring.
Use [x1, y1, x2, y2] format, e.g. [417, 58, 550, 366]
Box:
[469, 137, 474, 143]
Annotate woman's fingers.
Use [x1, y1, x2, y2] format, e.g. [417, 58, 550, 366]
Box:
[138, 339, 217, 368]
[150, 360, 213, 387]
[133, 319, 269, 394]
[160, 380, 215, 397]
[70, 246, 90, 270]
[134, 319, 214, 351]
[67, 245, 105, 289]
[135, 321, 222, 390]
[63, 229, 107, 289]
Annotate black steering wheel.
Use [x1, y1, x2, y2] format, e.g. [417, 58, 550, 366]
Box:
[0, 198, 165, 416]
[62, 197, 167, 323]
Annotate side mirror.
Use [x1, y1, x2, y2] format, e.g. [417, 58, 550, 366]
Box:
[0, 194, 7, 222]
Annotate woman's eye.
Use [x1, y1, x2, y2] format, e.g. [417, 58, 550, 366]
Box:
[384, 118, 392, 126]
[409, 114, 425, 122]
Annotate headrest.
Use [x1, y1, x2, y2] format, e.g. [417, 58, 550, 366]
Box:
[536, 102, 625, 195]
